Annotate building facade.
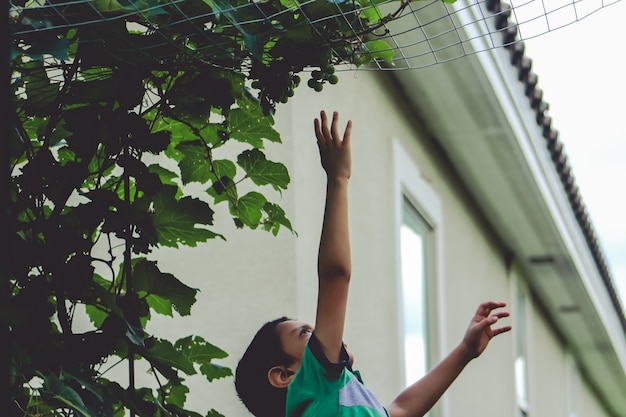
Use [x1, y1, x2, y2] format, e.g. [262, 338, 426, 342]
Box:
[148, 2, 626, 416]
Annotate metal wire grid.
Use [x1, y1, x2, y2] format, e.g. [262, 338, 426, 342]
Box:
[10, 0, 622, 71]
[356, 0, 623, 69]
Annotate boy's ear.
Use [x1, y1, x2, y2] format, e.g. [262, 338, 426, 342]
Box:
[267, 365, 295, 388]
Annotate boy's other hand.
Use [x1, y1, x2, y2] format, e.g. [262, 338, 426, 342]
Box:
[460, 301, 512, 360]
[314, 111, 352, 180]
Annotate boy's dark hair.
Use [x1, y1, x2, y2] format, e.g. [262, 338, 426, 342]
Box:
[235, 316, 294, 417]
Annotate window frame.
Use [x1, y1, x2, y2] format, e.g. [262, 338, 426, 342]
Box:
[393, 140, 445, 414]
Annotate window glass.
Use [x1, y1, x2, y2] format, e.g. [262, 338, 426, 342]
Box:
[566, 353, 578, 417]
[400, 197, 430, 387]
[515, 286, 529, 415]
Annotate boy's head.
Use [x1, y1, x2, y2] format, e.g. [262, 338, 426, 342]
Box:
[235, 317, 313, 417]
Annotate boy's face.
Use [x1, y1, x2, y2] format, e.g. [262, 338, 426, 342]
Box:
[275, 320, 355, 374]
[276, 320, 313, 371]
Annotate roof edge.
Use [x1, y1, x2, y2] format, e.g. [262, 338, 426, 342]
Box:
[485, 0, 626, 339]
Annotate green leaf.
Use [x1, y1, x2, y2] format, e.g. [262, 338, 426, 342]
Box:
[146, 294, 174, 316]
[242, 30, 271, 61]
[207, 175, 238, 205]
[360, 0, 396, 4]
[175, 335, 228, 361]
[176, 140, 213, 185]
[211, 159, 237, 181]
[166, 384, 189, 408]
[237, 149, 290, 191]
[85, 275, 125, 326]
[175, 336, 232, 382]
[228, 108, 281, 147]
[210, 0, 272, 60]
[199, 123, 230, 147]
[199, 363, 233, 382]
[160, 402, 205, 417]
[148, 164, 178, 185]
[61, 370, 104, 403]
[93, 0, 127, 12]
[301, 0, 342, 20]
[206, 159, 238, 204]
[153, 185, 223, 247]
[153, 115, 198, 150]
[262, 202, 294, 236]
[231, 191, 267, 228]
[133, 259, 198, 316]
[42, 375, 91, 417]
[26, 37, 70, 61]
[360, 6, 384, 25]
[280, 21, 312, 42]
[56, 146, 77, 166]
[361, 40, 395, 65]
[144, 338, 196, 376]
[21, 60, 58, 116]
[119, 295, 147, 347]
[85, 304, 108, 328]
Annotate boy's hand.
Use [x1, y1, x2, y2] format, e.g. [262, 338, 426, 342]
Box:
[387, 301, 511, 417]
[314, 111, 352, 180]
[460, 301, 511, 360]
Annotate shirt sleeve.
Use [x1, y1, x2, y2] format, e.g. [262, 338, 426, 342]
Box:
[286, 333, 350, 415]
[307, 332, 352, 379]
[287, 333, 388, 417]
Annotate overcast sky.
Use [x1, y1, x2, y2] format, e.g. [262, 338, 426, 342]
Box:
[521, 0, 626, 306]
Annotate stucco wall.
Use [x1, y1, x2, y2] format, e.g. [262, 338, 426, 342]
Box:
[528, 301, 568, 416]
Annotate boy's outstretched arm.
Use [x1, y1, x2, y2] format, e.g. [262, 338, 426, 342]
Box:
[386, 301, 512, 417]
[313, 110, 353, 363]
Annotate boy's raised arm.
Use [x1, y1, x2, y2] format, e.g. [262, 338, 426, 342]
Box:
[386, 301, 512, 417]
[313, 110, 353, 363]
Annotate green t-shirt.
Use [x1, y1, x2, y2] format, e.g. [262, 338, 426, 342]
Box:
[286, 333, 388, 417]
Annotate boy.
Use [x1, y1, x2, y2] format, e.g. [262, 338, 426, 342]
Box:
[235, 111, 512, 417]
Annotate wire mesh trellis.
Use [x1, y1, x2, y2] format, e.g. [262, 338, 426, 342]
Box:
[364, 0, 623, 69]
[10, 0, 622, 72]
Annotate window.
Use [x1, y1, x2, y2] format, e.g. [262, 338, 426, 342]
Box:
[400, 198, 431, 387]
[393, 140, 442, 399]
[515, 284, 530, 416]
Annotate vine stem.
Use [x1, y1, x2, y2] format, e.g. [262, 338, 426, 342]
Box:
[327, 0, 413, 45]
[122, 143, 137, 417]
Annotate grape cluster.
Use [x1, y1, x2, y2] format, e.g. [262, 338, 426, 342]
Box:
[248, 54, 339, 114]
[306, 64, 339, 92]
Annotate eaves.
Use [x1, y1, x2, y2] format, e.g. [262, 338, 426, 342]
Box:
[389, 1, 626, 415]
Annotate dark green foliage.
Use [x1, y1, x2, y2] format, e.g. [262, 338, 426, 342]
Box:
[7, 0, 411, 414]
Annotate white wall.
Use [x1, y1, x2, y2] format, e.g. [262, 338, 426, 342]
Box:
[529, 300, 568, 416]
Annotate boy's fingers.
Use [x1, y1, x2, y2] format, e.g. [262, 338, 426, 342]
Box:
[331, 111, 341, 141]
[473, 312, 510, 336]
[343, 120, 352, 144]
[475, 316, 498, 332]
[316, 110, 351, 146]
[492, 325, 513, 337]
[315, 111, 331, 145]
[314, 118, 323, 143]
[477, 301, 507, 316]
[481, 301, 506, 309]
[494, 311, 510, 319]
[321, 111, 332, 142]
